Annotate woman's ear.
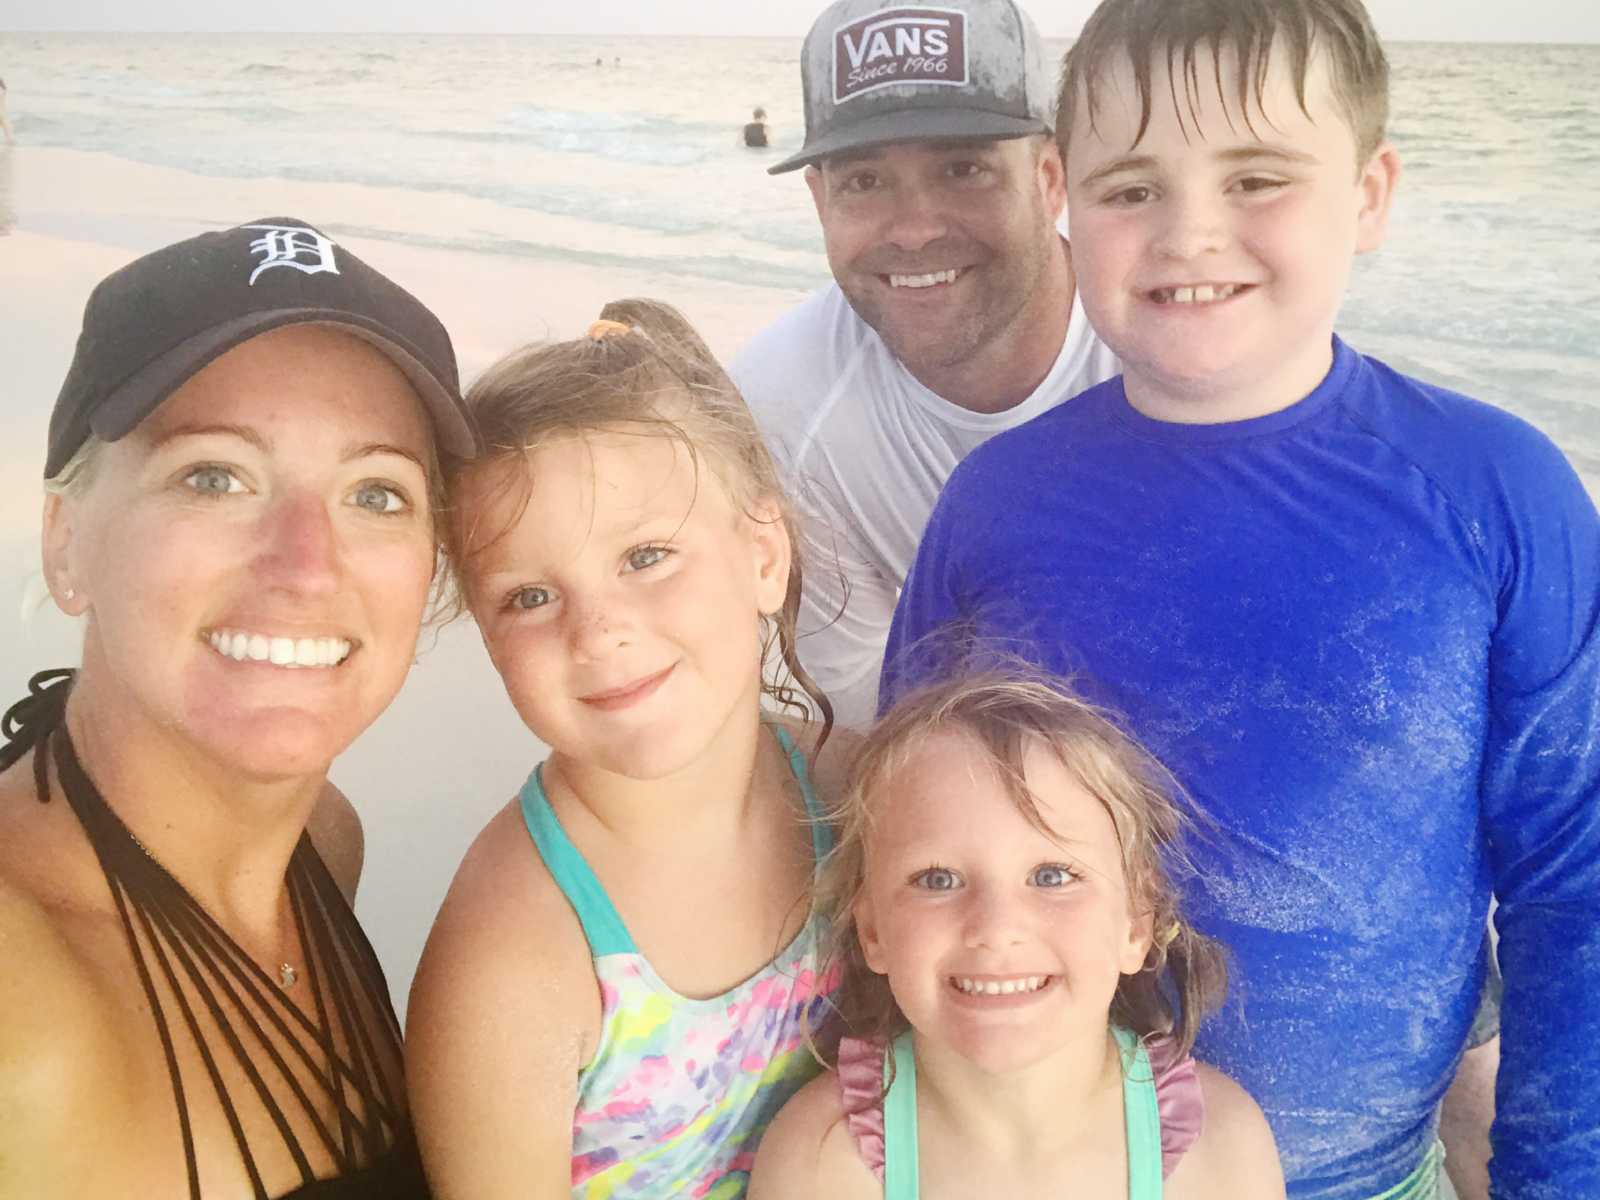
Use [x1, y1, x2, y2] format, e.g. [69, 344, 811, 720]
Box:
[747, 497, 793, 618]
[41, 493, 88, 616]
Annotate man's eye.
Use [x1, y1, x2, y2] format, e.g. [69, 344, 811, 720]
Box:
[1031, 863, 1079, 888]
[507, 586, 553, 611]
[184, 466, 244, 496]
[911, 866, 960, 891]
[626, 545, 671, 572]
[947, 160, 985, 180]
[840, 171, 879, 194]
[351, 482, 408, 514]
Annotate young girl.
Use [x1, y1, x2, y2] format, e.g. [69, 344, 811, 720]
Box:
[750, 667, 1285, 1199]
[406, 299, 845, 1198]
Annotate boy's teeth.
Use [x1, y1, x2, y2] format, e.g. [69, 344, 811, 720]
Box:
[952, 975, 1049, 995]
[206, 629, 352, 668]
[1156, 283, 1238, 304]
[889, 268, 960, 289]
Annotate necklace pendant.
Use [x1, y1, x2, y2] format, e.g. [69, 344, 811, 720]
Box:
[279, 962, 298, 988]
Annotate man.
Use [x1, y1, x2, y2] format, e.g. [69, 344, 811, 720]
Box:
[730, 0, 1117, 730]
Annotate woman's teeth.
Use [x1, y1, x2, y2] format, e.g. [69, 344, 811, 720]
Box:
[206, 629, 352, 668]
[952, 975, 1050, 996]
[1151, 283, 1242, 304]
[889, 268, 961, 289]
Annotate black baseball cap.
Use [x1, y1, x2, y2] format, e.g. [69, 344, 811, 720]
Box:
[46, 217, 479, 479]
[770, 0, 1052, 174]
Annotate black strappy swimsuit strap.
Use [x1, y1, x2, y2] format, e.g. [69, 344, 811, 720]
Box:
[0, 669, 428, 1200]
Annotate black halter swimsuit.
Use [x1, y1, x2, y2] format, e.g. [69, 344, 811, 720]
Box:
[1, 671, 431, 1199]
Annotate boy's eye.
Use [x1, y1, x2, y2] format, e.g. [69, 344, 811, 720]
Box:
[626, 545, 671, 572]
[1234, 175, 1288, 195]
[506, 585, 554, 611]
[350, 481, 409, 514]
[910, 866, 961, 891]
[1106, 184, 1153, 206]
[1030, 863, 1079, 888]
[184, 465, 245, 496]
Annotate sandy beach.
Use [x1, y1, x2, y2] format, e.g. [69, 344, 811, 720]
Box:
[0, 143, 810, 1015]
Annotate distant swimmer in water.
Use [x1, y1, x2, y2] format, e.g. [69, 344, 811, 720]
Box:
[743, 106, 770, 149]
[1, 78, 14, 145]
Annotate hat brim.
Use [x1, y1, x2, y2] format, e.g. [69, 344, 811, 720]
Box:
[89, 309, 481, 461]
[768, 108, 1048, 175]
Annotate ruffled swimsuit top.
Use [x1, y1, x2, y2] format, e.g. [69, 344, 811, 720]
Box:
[836, 1027, 1204, 1198]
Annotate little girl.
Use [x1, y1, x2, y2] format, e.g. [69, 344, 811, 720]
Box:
[407, 300, 843, 1198]
[750, 667, 1285, 1199]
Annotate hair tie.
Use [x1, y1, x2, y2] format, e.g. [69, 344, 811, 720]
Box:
[586, 318, 633, 342]
[1155, 920, 1182, 949]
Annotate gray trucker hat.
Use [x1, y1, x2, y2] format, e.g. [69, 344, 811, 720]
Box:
[770, 0, 1052, 174]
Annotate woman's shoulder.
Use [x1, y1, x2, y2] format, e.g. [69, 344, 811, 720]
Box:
[1164, 1060, 1285, 1199]
[0, 783, 140, 1189]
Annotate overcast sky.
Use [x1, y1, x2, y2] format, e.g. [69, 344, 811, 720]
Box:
[3, 0, 1596, 43]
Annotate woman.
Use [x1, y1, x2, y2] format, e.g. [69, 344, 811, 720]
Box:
[0, 218, 477, 1199]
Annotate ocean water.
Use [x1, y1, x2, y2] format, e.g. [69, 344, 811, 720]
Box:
[1, 32, 1596, 487]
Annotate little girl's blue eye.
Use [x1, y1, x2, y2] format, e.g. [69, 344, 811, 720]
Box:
[1031, 864, 1076, 888]
[627, 545, 670, 571]
[508, 586, 553, 610]
[912, 867, 959, 891]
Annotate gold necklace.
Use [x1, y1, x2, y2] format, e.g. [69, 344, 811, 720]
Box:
[122, 823, 302, 989]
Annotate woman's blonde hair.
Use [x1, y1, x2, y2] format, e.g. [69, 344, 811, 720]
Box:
[443, 298, 831, 734]
[815, 658, 1227, 1061]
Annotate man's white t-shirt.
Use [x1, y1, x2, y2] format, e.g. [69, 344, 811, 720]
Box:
[731, 281, 1119, 727]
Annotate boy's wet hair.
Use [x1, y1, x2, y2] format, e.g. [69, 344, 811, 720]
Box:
[812, 654, 1228, 1064]
[443, 297, 831, 739]
[1057, 0, 1390, 166]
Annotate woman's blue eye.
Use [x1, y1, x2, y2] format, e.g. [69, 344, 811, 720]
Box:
[185, 466, 243, 496]
[351, 482, 407, 514]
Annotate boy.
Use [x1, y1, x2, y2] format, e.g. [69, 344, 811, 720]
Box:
[882, 0, 1600, 1196]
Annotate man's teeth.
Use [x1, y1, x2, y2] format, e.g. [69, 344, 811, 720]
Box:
[206, 629, 352, 668]
[1153, 283, 1241, 304]
[952, 975, 1050, 996]
[889, 268, 960, 289]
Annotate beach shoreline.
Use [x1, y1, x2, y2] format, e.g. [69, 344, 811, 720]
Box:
[0, 142, 811, 1015]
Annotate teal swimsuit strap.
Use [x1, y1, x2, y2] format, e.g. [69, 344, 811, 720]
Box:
[1115, 1026, 1165, 1199]
[768, 722, 833, 861]
[880, 1027, 1165, 1199]
[518, 722, 829, 959]
[519, 763, 635, 956]
[881, 1031, 920, 1200]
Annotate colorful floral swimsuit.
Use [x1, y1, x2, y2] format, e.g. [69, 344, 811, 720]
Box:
[519, 725, 836, 1198]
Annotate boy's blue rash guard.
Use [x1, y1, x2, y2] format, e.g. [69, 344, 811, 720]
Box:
[882, 339, 1600, 1200]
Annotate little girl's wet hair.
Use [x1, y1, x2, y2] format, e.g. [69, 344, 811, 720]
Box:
[814, 656, 1227, 1061]
[443, 297, 831, 736]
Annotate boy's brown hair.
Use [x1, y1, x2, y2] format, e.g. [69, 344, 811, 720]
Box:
[1057, 0, 1390, 166]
